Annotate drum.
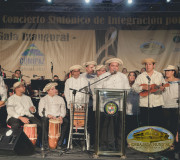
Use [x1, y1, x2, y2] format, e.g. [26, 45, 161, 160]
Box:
[23, 124, 37, 145]
[48, 119, 61, 149]
[72, 105, 85, 128]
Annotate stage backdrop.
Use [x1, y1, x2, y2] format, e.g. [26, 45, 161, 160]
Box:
[0, 29, 96, 82]
[0, 12, 180, 82]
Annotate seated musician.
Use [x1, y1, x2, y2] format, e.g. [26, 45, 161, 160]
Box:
[38, 82, 68, 149]
[0, 76, 7, 128]
[6, 82, 41, 140]
[132, 58, 166, 127]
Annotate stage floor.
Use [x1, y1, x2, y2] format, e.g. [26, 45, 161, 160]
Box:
[0, 147, 177, 160]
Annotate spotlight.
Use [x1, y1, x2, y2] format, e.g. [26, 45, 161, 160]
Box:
[85, 0, 90, 3]
[47, 0, 52, 3]
[127, 0, 133, 4]
[166, 0, 171, 2]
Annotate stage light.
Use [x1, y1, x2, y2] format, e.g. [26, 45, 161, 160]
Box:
[166, 0, 171, 2]
[127, 0, 133, 4]
[85, 0, 90, 3]
[47, 0, 52, 3]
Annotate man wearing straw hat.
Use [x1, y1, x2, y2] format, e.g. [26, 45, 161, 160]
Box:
[39, 82, 68, 149]
[64, 65, 88, 109]
[80, 61, 97, 147]
[81, 61, 97, 82]
[162, 65, 179, 140]
[96, 58, 130, 151]
[6, 81, 41, 135]
[132, 58, 166, 127]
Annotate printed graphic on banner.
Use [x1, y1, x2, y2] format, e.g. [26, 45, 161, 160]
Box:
[140, 41, 165, 55]
[127, 126, 174, 153]
[20, 44, 45, 71]
[96, 27, 118, 64]
[104, 101, 118, 116]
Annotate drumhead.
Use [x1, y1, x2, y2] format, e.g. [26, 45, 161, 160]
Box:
[49, 119, 61, 123]
[24, 124, 37, 127]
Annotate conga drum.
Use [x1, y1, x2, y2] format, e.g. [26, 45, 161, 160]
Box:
[48, 119, 61, 149]
[23, 124, 37, 145]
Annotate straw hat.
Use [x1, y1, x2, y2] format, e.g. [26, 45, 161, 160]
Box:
[83, 61, 97, 67]
[105, 58, 123, 66]
[69, 65, 82, 72]
[13, 81, 24, 90]
[142, 58, 156, 65]
[164, 65, 176, 71]
[94, 65, 107, 72]
[43, 82, 58, 92]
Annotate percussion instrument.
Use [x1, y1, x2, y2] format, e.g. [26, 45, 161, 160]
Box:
[23, 124, 37, 145]
[72, 104, 85, 128]
[48, 119, 61, 149]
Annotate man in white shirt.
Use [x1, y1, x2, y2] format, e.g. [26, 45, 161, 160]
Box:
[0, 76, 7, 128]
[96, 58, 130, 151]
[64, 65, 88, 109]
[132, 58, 165, 127]
[80, 61, 97, 146]
[39, 82, 68, 148]
[6, 81, 41, 135]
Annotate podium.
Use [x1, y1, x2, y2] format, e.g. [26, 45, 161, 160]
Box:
[94, 89, 129, 157]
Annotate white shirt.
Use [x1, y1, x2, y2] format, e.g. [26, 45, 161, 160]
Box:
[0, 77, 7, 101]
[163, 82, 178, 108]
[126, 88, 140, 115]
[64, 76, 88, 109]
[7, 94, 34, 120]
[96, 71, 130, 89]
[132, 70, 165, 108]
[95, 71, 130, 111]
[39, 95, 66, 117]
[80, 72, 96, 84]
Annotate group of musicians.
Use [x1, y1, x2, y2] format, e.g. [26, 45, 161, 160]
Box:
[0, 57, 179, 151]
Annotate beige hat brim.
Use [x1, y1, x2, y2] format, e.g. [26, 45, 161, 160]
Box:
[13, 81, 24, 90]
[43, 82, 58, 92]
[83, 61, 97, 67]
[105, 58, 123, 66]
[142, 58, 156, 65]
[69, 65, 82, 72]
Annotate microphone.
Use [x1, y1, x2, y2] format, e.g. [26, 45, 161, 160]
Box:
[51, 62, 53, 73]
[146, 76, 151, 82]
[111, 70, 117, 75]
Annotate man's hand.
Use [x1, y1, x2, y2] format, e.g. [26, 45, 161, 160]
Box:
[48, 114, 56, 119]
[29, 106, 35, 113]
[19, 116, 29, 124]
[159, 86, 165, 91]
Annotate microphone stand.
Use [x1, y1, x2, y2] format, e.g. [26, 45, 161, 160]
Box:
[41, 108, 45, 158]
[147, 78, 151, 126]
[79, 72, 116, 92]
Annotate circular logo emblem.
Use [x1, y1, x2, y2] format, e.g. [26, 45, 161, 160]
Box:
[127, 126, 174, 153]
[104, 101, 118, 116]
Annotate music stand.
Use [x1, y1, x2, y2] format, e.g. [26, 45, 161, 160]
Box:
[4, 79, 18, 91]
[31, 79, 51, 91]
[54, 80, 65, 94]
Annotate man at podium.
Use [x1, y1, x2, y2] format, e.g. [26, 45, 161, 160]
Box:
[95, 58, 130, 151]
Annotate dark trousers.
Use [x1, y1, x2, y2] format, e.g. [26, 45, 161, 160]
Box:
[140, 106, 163, 127]
[43, 117, 69, 146]
[125, 115, 139, 137]
[0, 106, 7, 128]
[7, 116, 42, 143]
[162, 108, 179, 137]
[99, 111, 122, 150]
